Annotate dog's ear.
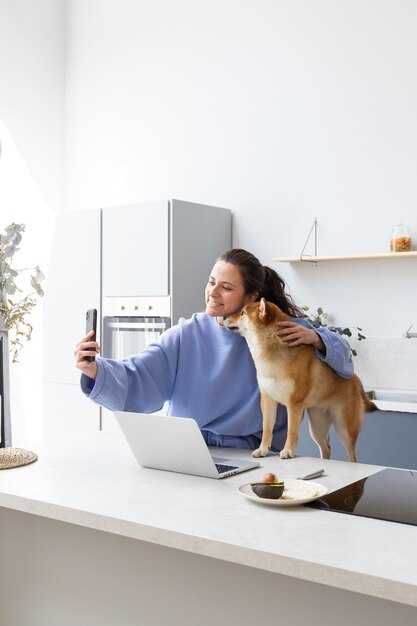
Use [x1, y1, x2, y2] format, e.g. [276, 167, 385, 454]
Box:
[258, 298, 276, 323]
[259, 298, 269, 321]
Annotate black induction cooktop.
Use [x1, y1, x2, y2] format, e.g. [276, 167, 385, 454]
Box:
[306, 468, 417, 526]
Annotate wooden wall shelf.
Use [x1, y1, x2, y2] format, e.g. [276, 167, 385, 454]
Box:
[273, 251, 417, 263]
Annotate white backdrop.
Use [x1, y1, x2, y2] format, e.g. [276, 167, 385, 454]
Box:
[64, 0, 417, 339]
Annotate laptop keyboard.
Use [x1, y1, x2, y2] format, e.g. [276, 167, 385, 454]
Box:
[215, 463, 239, 474]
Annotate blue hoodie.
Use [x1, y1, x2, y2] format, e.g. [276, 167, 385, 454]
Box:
[81, 313, 353, 451]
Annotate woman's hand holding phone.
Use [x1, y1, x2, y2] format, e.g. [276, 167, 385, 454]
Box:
[74, 309, 100, 380]
[74, 330, 99, 379]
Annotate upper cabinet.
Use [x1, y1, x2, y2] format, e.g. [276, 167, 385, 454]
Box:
[102, 201, 169, 297]
[102, 199, 232, 320]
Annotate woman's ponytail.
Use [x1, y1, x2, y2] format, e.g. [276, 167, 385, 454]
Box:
[261, 266, 302, 317]
[218, 248, 302, 318]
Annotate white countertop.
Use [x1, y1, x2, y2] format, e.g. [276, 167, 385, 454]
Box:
[0, 431, 416, 607]
[374, 399, 417, 412]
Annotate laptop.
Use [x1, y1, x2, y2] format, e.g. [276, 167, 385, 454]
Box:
[113, 411, 260, 479]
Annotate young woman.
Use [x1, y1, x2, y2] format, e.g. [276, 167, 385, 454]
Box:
[75, 249, 353, 451]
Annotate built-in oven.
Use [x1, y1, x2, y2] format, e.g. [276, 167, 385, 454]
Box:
[102, 296, 171, 360]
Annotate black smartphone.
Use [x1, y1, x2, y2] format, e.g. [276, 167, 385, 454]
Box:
[85, 309, 97, 362]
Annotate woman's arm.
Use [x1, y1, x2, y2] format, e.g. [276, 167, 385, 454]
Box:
[276, 318, 354, 379]
[78, 327, 181, 412]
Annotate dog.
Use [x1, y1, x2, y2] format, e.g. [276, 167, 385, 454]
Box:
[223, 298, 377, 461]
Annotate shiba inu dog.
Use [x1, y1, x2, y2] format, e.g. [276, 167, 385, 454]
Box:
[224, 298, 377, 461]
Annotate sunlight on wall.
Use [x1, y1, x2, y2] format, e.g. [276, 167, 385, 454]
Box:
[0, 119, 55, 445]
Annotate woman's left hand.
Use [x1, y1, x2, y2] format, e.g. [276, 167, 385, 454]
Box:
[276, 321, 326, 353]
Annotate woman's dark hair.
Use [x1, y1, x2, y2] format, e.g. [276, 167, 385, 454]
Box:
[218, 248, 302, 317]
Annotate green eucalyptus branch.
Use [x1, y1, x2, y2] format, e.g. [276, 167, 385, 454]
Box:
[300, 305, 366, 357]
[0, 223, 45, 363]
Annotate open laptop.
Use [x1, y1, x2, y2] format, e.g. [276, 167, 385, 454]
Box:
[113, 411, 260, 479]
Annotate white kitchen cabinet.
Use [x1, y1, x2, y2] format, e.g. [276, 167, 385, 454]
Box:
[101, 199, 232, 320]
[43, 209, 101, 385]
[43, 209, 101, 433]
[102, 201, 169, 297]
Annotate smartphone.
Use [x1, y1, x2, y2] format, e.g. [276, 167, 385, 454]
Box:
[85, 309, 98, 362]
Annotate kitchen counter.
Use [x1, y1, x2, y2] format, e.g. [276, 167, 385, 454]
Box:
[1, 431, 416, 626]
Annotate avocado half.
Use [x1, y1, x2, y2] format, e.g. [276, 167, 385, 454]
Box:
[250, 482, 285, 499]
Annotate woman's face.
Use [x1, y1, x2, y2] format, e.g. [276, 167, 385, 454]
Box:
[205, 261, 257, 319]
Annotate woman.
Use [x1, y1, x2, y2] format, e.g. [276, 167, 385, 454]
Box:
[75, 249, 353, 451]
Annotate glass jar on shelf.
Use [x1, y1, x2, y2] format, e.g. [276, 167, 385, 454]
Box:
[390, 224, 412, 252]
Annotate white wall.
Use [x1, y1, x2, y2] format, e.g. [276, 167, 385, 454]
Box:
[0, 0, 65, 444]
[0, 0, 65, 212]
[65, 0, 417, 346]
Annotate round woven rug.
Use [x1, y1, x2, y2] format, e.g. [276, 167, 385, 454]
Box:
[0, 447, 38, 470]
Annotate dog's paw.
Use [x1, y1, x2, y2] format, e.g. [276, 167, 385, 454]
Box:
[279, 448, 295, 459]
[252, 446, 270, 458]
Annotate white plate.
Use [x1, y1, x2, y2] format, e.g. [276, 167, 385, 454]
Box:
[238, 479, 328, 507]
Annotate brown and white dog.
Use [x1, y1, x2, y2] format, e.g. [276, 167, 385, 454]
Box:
[224, 298, 377, 461]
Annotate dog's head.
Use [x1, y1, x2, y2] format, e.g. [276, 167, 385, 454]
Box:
[223, 298, 279, 335]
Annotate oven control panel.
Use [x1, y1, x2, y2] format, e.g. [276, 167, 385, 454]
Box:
[102, 296, 171, 318]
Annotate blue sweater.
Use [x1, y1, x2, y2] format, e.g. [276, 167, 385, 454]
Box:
[81, 313, 353, 450]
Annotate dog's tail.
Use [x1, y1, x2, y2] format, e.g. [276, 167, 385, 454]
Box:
[360, 383, 378, 413]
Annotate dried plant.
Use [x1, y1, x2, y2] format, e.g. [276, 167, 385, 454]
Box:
[0, 223, 45, 362]
[300, 305, 365, 357]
